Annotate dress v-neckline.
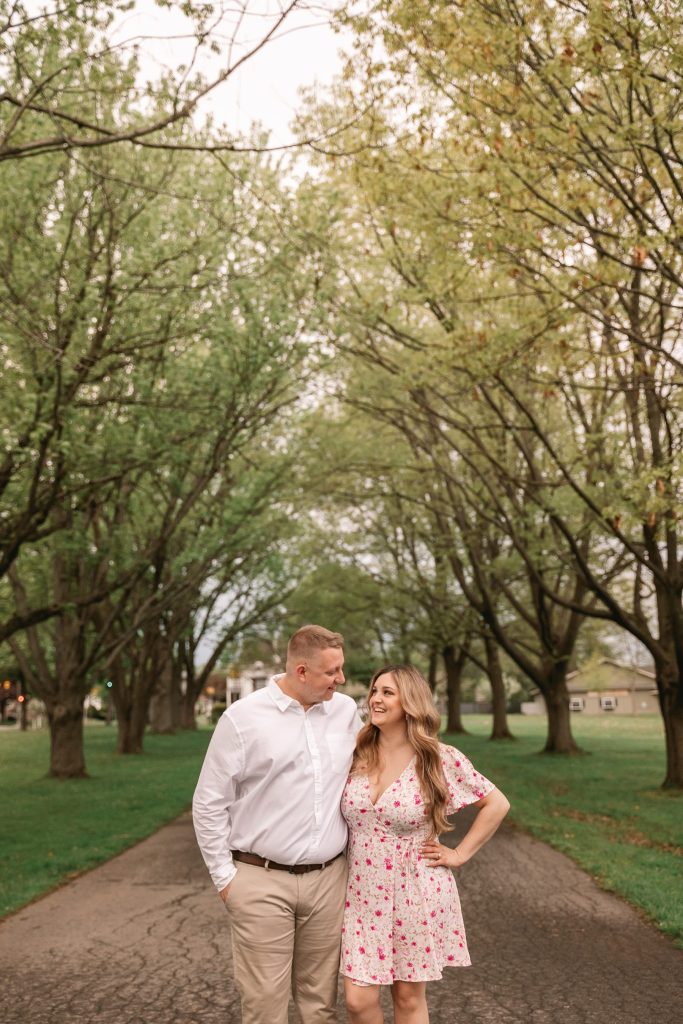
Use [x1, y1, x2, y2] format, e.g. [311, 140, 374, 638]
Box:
[367, 755, 416, 807]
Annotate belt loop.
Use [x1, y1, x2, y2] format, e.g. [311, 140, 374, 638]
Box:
[264, 859, 270, 871]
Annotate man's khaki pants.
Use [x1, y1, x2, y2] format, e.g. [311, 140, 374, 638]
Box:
[225, 855, 348, 1024]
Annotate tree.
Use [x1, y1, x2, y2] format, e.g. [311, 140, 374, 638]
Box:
[288, 412, 512, 734]
[356, 0, 683, 785]
[2, 126, 328, 774]
[299, 0, 683, 783]
[0, 1, 305, 162]
[294, 144, 595, 751]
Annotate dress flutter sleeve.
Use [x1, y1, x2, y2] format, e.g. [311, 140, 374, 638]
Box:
[440, 742, 496, 813]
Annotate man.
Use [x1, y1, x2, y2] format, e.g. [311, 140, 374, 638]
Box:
[193, 625, 362, 1024]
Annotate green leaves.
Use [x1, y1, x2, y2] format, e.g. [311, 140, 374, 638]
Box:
[291, 0, 683, 774]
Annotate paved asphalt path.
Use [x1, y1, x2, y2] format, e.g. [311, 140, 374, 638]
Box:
[0, 810, 680, 1024]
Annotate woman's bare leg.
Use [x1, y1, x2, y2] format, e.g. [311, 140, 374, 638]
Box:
[343, 978, 383, 1024]
[391, 980, 429, 1024]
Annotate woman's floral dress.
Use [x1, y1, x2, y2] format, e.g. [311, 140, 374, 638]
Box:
[340, 742, 495, 986]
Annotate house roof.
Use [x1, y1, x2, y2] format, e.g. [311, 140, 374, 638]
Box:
[530, 659, 657, 699]
[566, 658, 655, 682]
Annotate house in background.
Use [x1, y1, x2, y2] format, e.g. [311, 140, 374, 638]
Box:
[199, 661, 277, 719]
[523, 659, 658, 715]
[225, 661, 273, 703]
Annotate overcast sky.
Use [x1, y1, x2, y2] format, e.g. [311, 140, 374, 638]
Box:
[108, 1, 346, 145]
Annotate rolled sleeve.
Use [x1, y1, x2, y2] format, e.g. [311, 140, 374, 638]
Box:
[192, 712, 244, 891]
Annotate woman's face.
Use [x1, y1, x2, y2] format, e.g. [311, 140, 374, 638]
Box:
[368, 672, 405, 728]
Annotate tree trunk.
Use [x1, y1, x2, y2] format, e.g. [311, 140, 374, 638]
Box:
[47, 698, 88, 778]
[180, 685, 197, 729]
[111, 622, 168, 752]
[116, 697, 148, 754]
[148, 654, 180, 735]
[179, 641, 199, 730]
[541, 676, 581, 754]
[657, 658, 683, 789]
[484, 633, 514, 740]
[44, 612, 90, 777]
[19, 676, 28, 731]
[111, 658, 149, 754]
[427, 648, 438, 692]
[443, 643, 467, 734]
[661, 705, 683, 788]
[173, 653, 184, 725]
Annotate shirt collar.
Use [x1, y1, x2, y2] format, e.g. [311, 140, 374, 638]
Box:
[267, 675, 330, 714]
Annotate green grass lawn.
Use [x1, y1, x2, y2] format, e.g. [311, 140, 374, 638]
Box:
[444, 714, 683, 947]
[0, 723, 211, 918]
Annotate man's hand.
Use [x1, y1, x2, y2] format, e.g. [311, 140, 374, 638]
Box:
[219, 881, 232, 905]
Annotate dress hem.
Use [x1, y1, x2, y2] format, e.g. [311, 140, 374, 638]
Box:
[340, 961, 472, 986]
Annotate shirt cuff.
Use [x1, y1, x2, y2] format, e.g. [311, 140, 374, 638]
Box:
[213, 861, 237, 892]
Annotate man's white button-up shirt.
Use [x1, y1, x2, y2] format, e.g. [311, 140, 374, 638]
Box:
[192, 676, 363, 892]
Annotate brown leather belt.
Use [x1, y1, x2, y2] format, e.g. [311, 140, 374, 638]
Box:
[232, 850, 343, 874]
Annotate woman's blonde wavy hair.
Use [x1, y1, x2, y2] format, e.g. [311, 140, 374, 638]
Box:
[353, 664, 453, 836]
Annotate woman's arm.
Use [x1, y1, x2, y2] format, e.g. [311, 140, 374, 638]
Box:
[420, 787, 510, 869]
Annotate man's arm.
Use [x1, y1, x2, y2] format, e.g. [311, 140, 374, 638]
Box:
[192, 712, 244, 895]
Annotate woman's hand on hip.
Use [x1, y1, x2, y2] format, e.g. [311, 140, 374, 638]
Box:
[419, 840, 467, 869]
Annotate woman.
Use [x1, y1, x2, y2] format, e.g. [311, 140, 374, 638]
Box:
[340, 665, 510, 1024]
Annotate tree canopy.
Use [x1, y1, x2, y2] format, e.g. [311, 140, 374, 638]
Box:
[2, 0, 682, 787]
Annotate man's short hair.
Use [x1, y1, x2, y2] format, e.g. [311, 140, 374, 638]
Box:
[287, 625, 344, 664]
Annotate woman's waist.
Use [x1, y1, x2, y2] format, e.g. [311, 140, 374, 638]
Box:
[347, 827, 432, 848]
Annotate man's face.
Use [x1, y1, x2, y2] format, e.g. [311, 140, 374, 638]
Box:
[295, 647, 345, 705]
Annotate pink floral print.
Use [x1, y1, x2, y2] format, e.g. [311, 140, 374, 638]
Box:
[340, 743, 495, 985]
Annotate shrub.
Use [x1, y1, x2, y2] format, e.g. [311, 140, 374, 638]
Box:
[210, 703, 227, 724]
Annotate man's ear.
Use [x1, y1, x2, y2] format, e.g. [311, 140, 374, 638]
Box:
[295, 661, 307, 680]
